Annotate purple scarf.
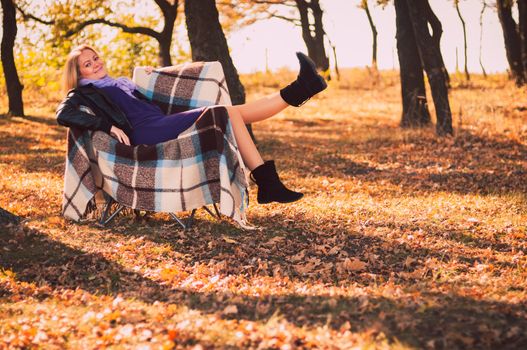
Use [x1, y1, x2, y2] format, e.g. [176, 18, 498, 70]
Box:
[79, 75, 137, 98]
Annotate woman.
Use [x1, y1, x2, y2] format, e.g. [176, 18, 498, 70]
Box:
[57, 44, 327, 204]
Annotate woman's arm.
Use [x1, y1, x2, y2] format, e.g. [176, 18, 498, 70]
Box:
[56, 92, 113, 133]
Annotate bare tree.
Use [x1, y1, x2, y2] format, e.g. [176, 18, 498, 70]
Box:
[0, 0, 22, 216]
[1, 0, 24, 117]
[455, 0, 470, 80]
[422, 0, 450, 88]
[395, 0, 453, 135]
[226, 0, 330, 73]
[326, 34, 340, 80]
[407, 0, 452, 135]
[519, 0, 527, 78]
[294, 0, 330, 73]
[479, 1, 488, 78]
[360, 0, 378, 71]
[394, 0, 431, 129]
[496, 0, 525, 85]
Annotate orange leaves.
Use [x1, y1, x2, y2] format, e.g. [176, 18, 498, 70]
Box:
[263, 235, 285, 247]
[292, 254, 368, 278]
[116, 323, 135, 339]
[2, 73, 527, 349]
[159, 266, 189, 284]
[222, 235, 239, 244]
[293, 258, 320, 275]
[335, 257, 368, 276]
[222, 304, 239, 315]
[290, 249, 306, 263]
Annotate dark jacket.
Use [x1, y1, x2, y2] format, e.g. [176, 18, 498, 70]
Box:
[56, 84, 133, 134]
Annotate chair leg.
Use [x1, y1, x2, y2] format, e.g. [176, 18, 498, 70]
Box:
[171, 204, 220, 230]
[170, 209, 197, 230]
[99, 198, 125, 226]
[202, 203, 221, 220]
[213, 203, 221, 218]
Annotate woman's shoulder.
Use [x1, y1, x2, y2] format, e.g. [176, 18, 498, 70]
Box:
[67, 84, 112, 99]
[67, 84, 97, 94]
[62, 85, 107, 105]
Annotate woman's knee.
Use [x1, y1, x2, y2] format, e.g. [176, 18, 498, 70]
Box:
[224, 106, 242, 120]
[207, 105, 237, 119]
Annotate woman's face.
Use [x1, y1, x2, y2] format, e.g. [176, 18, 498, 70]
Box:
[78, 49, 107, 80]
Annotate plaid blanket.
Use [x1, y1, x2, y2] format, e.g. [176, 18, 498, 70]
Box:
[133, 61, 232, 114]
[62, 106, 249, 225]
[62, 61, 250, 226]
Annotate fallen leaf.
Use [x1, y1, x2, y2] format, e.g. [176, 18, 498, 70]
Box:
[223, 305, 238, 315]
[222, 236, 238, 244]
[340, 258, 367, 272]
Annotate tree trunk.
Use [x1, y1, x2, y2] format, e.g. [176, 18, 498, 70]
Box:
[157, 21, 176, 66]
[422, 0, 450, 88]
[156, 4, 178, 67]
[362, 0, 378, 70]
[455, 1, 470, 81]
[324, 31, 340, 80]
[157, 35, 172, 67]
[407, 0, 453, 135]
[518, 0, 527, 76]
[479, 2, 488, 78]
[184, 0, 255, 139]
[185, 0, 246, 105]
[295, 0, 330, 73]
[330, 43, 340, 81]
[1, 0, 24, 117]
[497, 0, 525, 86]
[394, 0, 431, 128]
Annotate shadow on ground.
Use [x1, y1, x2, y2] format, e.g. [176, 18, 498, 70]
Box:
[2, 215, 525, 349]
[258, 127, 527, 196]
[0, 115, 65, 173]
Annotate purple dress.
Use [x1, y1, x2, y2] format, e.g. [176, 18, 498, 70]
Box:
[100, 86, 204, 146]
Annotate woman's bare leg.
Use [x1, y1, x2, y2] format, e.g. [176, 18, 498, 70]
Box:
[225, 106, 304, 204]
[233, 92, 288, 124]
[225, 106, 264, 170]
[233, 52, 328, 124]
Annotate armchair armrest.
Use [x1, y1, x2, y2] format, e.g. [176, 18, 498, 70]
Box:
[132, 61, 232, 114]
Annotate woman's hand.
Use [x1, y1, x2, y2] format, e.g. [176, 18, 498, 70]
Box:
[145, 66, 155, 74]
[110, 126, 131, 145]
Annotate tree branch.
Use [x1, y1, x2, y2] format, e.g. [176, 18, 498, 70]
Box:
[252, 0, 297, 8]
[422, 0, 442, 46]
[264, 10, 301, 26]
[14, 3, 55, 25]
[65, 19, 160, 40]
[153, 0, 178, 16]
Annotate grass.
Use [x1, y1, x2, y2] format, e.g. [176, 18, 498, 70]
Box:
[1, 69, 526, 349]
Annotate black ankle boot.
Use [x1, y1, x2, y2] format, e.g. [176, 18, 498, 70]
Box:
[280, 52, 328, 107]
[251, 161, 304, 204]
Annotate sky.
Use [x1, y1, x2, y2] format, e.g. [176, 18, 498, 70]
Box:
[228, 0, 509, 74]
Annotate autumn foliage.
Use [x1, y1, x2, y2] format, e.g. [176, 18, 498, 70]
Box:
[1, 70, 527, 348]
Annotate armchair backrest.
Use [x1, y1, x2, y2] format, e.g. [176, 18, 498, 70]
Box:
[132, 61, 232, 115]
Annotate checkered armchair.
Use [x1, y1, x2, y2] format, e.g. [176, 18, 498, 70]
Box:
[62, 62, 249, 229]
[133, 62, 232, 113]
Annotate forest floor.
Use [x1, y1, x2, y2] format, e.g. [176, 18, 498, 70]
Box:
[1, 70, 526, 349]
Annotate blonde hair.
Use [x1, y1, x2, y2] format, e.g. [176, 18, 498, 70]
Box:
[62, 44, 100, 94]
